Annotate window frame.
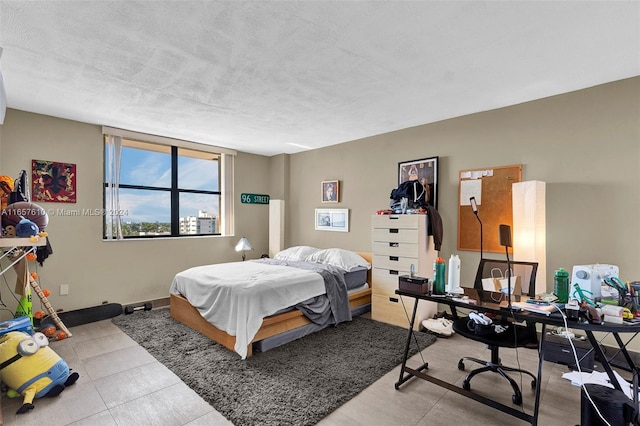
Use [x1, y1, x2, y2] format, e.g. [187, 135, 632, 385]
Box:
[102, 127, 236, 239]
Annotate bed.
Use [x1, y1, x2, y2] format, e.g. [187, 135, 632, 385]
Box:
[169, 247, 372, 358]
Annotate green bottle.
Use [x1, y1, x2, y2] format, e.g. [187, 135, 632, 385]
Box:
[554, 268, 570, 303]
[433, 257, 446, 295]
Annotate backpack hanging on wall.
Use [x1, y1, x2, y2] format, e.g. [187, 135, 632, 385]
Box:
[8, 170, 29, 204]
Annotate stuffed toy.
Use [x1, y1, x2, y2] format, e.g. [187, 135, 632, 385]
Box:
[0, 331, 79, 414]
[15, 217, 39, 238]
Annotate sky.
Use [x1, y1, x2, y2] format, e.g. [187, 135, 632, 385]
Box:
[106, 146, 219, 223]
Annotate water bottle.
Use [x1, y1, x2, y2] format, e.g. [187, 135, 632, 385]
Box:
[447, 254, 460, 293]
[554, 268, 569, 303]
[433, 257, 446, 295]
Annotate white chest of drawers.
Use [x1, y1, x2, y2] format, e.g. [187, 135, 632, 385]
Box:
[371, 214, 437, 329]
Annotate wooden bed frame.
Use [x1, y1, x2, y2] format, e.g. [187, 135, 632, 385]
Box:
[170, 251, 373, 358]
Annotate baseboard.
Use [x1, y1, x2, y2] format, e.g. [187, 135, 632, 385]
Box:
[149, 297, 170, 308]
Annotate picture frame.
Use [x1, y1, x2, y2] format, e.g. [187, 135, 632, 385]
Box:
[321, 180, 339, 203]
[315, 208, 349, 232]
[32, 159, 77, 203]
[398, 156, 439, 209]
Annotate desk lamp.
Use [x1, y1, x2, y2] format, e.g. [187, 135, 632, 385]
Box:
[499, 224, 513, 309]
[235, 237, 253, 261]
[470, 197, 483, 260]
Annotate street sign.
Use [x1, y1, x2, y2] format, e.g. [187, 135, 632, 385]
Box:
[240, 193, 270, 205]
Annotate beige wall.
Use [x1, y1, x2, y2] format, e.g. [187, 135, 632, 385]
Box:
[287, 77, 640, 289]
[0, 77, 638, 324]
[0, 110, 271, 318]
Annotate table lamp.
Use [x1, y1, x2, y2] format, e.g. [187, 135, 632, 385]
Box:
[235, 237, 253, 261]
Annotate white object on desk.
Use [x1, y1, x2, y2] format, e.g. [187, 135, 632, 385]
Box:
[447, 254, 464, 294]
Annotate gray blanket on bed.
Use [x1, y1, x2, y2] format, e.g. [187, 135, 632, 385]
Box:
[252, 259, 352, 326]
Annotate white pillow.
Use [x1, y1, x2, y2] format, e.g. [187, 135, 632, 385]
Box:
[273, 246, 320, 261]
[307, 248, 371, 272]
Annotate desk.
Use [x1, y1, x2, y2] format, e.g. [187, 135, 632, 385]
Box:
[394, 289, 640, 425]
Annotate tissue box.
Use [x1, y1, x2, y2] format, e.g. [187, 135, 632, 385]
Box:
[399, 275, 429, 294]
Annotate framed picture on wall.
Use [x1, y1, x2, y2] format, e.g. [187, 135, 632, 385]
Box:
[321, 180, 339, 203]
[32, 159, 77, 203]
[398, 156, 438, 209]
[315, 208, 349, 232]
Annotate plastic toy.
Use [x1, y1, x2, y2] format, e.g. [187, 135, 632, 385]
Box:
[572, 283, 596, 307]
[39, 324, 56, 338]
[0, 331, 79, 414]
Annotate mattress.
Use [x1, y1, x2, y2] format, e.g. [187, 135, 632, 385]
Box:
[253, 284, 371, 353]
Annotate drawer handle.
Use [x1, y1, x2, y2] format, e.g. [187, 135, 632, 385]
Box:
[389, 228, 399, 233]
[389, 297, 399, 303]
[389, 270, 399, 275]
[389, 256, 399, 261]
[389, 242, 399, 247]
[561, 349, 571, 354]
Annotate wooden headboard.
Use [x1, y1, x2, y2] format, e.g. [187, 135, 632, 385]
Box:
[356, 251, 373, 289]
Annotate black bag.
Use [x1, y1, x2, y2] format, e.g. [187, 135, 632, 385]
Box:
[390, 180, 428, 209]
[8, 170, 29, 204]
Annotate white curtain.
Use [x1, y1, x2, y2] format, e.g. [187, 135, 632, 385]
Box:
[105, 135, 123, 239]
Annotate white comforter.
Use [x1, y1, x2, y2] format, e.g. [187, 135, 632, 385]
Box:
[169, 261, 326, 359]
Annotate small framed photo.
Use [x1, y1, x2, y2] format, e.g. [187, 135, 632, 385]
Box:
[321, 180, 339, 203]
[315, 208, 349, 232]
[398, 156, 439, 209]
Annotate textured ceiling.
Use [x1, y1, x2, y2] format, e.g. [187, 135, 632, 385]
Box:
[0, 1, 638, 156]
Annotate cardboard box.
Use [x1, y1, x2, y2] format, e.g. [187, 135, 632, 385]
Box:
[399, 275, 429, 294]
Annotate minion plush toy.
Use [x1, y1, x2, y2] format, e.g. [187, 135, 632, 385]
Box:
[0, 331, 79, 414]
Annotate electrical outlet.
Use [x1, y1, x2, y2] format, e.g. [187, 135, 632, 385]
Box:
[60, 284, 69, 295]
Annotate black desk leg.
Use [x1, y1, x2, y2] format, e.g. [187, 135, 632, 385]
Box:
[395, 297, 428, 390]
[612, 332, 637, 370]
[585, 331, 623, 392]
[531, 323, 547, 426]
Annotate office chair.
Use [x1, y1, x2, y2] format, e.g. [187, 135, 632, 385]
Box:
[452, 259, 539, 405]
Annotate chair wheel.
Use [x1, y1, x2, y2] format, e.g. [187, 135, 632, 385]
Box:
[462, 380, 470, 391]
[531, 379, 537, 389]
[458, 360, 465, 371]
[512, 394, 522, 405]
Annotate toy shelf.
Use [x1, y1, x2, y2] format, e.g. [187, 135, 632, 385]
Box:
[0, 237, 47, 247]
[0, 237, 72, 337]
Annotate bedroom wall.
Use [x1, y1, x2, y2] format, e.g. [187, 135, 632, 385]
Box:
[0, 109, 272, 319]
[286, 77, 640, 291]
[0, 77, 637, 327]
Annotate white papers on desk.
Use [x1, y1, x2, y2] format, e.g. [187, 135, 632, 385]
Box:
[562, 370, 636, 400]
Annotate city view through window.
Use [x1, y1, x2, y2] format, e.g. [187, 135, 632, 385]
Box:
[105, 139, 221, 238]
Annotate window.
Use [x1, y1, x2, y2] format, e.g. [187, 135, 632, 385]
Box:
[103, 128, 235, 239]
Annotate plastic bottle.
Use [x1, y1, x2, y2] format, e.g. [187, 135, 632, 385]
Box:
[447, 254, 460, 293]
[433, 257, 446, 295]
[554, 268, 570, 303]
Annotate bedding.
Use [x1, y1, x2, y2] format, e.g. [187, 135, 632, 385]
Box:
[344, 266, 369, 290]
[273, 245, 320, 261]
[169, 258, 354, 359]
[307, 248, 372, 272]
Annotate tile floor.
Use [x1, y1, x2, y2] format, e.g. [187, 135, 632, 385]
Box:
[0, 311, 604, 425]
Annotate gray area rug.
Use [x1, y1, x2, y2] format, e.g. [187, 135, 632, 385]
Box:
[112, 308, 436, 425]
